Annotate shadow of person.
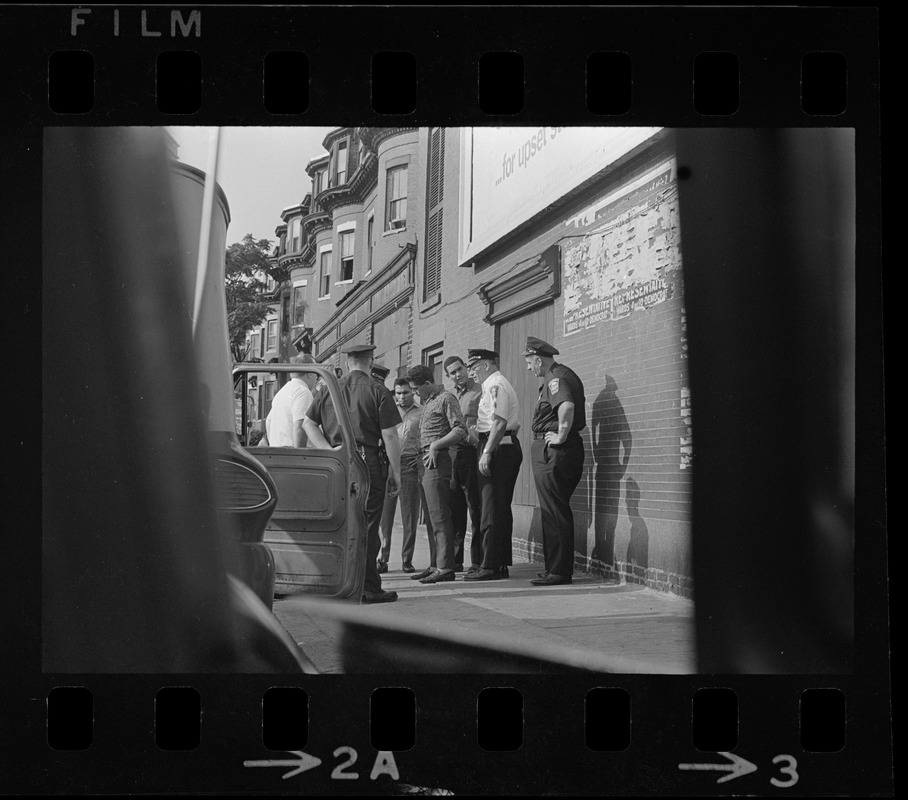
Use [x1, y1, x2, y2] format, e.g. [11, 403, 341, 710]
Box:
[589, 376, 632, 575]
[572, 427, 593, 561]
[624, 477, 649, 583]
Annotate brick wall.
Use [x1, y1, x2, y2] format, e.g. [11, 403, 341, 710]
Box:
[435, 132, 693, 597]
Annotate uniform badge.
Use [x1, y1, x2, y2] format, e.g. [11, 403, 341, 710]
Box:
[548, 378, 560, 394]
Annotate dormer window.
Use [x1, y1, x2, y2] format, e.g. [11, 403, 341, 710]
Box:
[335, 141, 348, 185]
[289, 218, 302, 252]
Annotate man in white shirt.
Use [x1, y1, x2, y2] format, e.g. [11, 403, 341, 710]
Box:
[463, 349, 522, 581]
[265, 353, 317, 447]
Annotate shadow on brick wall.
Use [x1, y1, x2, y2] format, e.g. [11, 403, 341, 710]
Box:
[623, 477, 649, 581]
[575, 376, 633, 573]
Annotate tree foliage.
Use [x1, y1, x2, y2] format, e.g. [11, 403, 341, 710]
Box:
[225, 234, 274, 361]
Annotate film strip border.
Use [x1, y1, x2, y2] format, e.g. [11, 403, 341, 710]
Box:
[0, 6, 879, 125]
[0, 4, 886, 797]
[18, 676, 877, 794]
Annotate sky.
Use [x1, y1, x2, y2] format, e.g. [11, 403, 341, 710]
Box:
[166, 126, 336, 247]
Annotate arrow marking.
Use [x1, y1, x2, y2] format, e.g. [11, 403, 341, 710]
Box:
[243, 750, 323, 779]
[678, 752, 758, 784]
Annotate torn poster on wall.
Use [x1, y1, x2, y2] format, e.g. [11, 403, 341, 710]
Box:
[561, 160, 683, 337]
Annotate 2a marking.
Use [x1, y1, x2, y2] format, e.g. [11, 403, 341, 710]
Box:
[330, 747, 399, 781]
[331, 746, 359, 780]
[245, 747, 399, 782]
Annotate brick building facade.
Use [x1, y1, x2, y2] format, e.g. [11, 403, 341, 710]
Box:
[264, 126, 693, 597]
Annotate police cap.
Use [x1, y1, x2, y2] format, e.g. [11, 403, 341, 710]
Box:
[371, 363, 391, 380]
[523, 336, 559, 357]
[341, 342, 376, 356]
[466, 348, 498, 367]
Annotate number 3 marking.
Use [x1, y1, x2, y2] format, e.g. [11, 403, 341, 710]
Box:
[770, 754, 799, 788]
[331, 746, 359, 780]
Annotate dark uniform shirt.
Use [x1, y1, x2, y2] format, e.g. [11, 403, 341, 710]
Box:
[532, 362, 587, 434]
[306, 370, 401, 448]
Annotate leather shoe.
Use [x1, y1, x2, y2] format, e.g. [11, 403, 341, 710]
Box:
[362, 589, 399, 604]
[530, 573, 572, 586]
[420, 569, 455, 584]
[410, 567, 433, 580]
[536, 570, 549, 578]
[465, 565, 482, 576]
[402, 562, 416, 573]
[463, 567, 501, 582]
[376, 560, 388, 574]
[498, 566, 509, 578]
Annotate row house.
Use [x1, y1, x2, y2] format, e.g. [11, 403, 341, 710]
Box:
[239, 268, 283, 427]
[271, 126, 422, 379]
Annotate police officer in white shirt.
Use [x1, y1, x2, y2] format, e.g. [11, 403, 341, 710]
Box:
[462, 349, 522, 581]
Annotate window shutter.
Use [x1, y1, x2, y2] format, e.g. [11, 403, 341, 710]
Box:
[423, 127, 446, 300]
[425, 207, 443, 298]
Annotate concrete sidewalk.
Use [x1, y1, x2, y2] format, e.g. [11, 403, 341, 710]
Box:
[273, 521, 696, 674]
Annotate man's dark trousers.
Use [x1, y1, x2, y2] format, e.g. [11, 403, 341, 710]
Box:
[450, 445, 482, 567]
[421, 449, 456, 571]
[362, 448, 388, 594]
[531, 434, 584, 576]
[477, 440, 522, 569]
[401, 457, 433, 567]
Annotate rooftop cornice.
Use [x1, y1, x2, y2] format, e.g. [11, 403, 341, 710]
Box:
[280, 202, 305, 223]
[305, 154, 330, 176]
[359, 126, 418, 152]
[266, 258, 291, 285]
[316, 151, 378, 213]
[322, 126, 354, 151]
[301, 207, 331, 239]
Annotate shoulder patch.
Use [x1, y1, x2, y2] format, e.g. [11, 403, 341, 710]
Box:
[490, 385, 499, 398]
[548, 378, 560, 394]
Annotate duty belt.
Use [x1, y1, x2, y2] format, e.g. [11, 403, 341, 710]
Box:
[355, 442, 382, 462]
[533, 430, 579, 440]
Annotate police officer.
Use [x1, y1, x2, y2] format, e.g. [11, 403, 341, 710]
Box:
[372, 361, 395, 574]
[371, 362, 392, 387]
[463, 349, 522, 581]
[304, 343, 402, 604]
[524, 337, 586, 586]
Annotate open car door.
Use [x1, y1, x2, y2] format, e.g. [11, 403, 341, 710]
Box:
[234, 364, 369, 600]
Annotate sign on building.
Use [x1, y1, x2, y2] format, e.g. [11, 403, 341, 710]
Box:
[458, 126, 662, 266]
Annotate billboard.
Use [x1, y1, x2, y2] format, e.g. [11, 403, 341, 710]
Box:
[458, 126, 661, 266]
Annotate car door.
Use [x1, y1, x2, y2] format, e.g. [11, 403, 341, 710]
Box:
[234, 364, 369, 600]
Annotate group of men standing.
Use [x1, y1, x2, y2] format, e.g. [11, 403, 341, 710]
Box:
[267, 335, 587, 605]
